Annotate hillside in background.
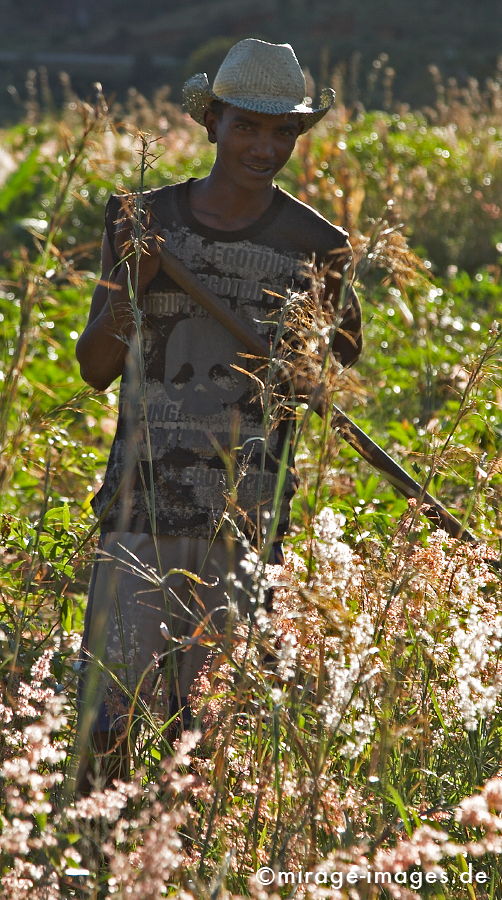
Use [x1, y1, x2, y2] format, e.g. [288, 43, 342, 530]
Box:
[0, 0, 501, 121]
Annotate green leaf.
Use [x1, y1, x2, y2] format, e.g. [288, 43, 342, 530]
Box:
[60, 596, 73, 634]
[62, 502, 70, 531]
[386, 785, 412, 836]
[0, 147, 40, 214]
[429, 686, 449, 735]
[34, 811, 47, 831]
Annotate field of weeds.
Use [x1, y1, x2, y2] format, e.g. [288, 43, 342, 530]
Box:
[0, 68, 501, 899]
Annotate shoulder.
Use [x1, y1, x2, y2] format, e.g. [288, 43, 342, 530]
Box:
[103, 183, 185, 255]
[277, 186, 349, 244]
[105, 182, 182, 218]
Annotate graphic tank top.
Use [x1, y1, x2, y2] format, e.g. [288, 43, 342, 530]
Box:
[92, 179, 351, 539]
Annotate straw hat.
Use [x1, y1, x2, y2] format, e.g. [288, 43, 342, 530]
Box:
[183, 38, 335, 134]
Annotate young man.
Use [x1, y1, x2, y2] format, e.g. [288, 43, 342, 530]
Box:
[75, 38, 362, 789]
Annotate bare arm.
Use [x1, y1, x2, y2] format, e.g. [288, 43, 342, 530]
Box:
[330, 282, 362, 367]
[325, 243, 362, 368]
[76, 228, 160, 391]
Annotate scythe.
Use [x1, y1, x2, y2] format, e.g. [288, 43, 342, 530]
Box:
[158, 239, 481, 545]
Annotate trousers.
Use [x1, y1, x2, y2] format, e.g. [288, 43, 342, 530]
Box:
[79, 533, 255, 732]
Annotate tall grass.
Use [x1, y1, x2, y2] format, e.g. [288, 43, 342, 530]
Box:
[0, 68, 501, 898]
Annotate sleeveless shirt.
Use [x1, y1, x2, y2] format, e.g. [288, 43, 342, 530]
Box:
[91, 179, 356, 540]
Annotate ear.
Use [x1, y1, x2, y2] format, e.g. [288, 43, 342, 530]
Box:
[203, 108, 218, 144]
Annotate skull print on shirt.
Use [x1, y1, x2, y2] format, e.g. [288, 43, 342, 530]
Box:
[163, 317, 249, 416]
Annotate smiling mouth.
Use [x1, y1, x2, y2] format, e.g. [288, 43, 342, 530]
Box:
[243, 163, 274, 175]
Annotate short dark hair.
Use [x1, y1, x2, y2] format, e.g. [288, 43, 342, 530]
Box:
[209, 99, 227, 118]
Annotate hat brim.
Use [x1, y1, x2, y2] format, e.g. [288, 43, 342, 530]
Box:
[182, 72, 335, 134]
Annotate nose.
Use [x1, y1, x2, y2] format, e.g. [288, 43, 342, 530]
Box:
[249, 135, 275, 162]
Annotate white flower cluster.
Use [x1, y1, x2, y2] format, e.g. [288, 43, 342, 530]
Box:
[238, 544, 281, 631]
[319, 612, 380, 757]
[452, 605, 502, 730]
[312, 507, 361, 596]
[274, 631, 299, 680]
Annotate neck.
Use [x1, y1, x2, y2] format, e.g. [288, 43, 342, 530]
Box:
[190, 164, 275, 230]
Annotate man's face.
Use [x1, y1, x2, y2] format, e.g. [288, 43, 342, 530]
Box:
[206, 105, 302, 191]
